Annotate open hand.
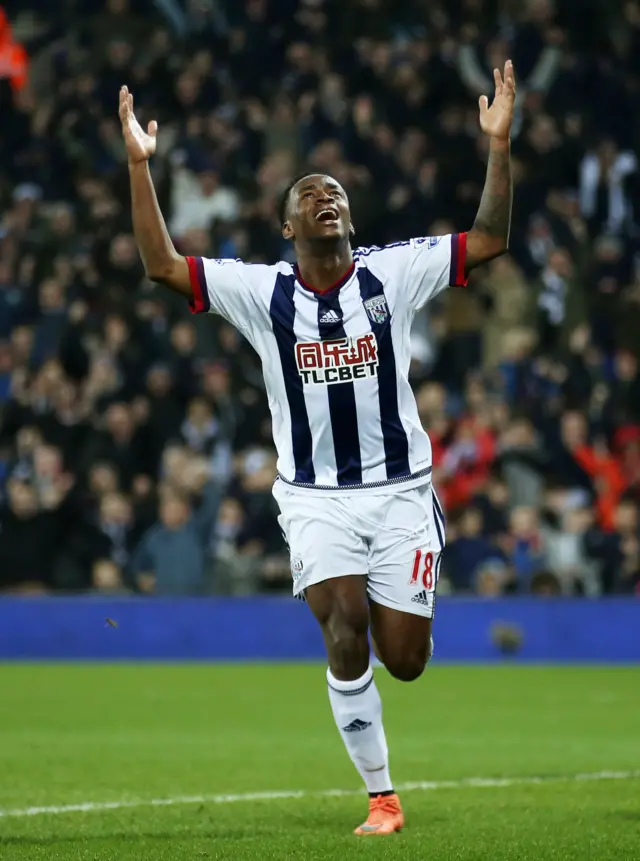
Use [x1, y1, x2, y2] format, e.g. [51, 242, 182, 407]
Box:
[119, 85, 157, 164]
[479, 60, 516, 141]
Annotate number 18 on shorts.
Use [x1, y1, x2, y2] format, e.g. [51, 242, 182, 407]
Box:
[406, 548, 439, 613]
[274, 480, 445, 620]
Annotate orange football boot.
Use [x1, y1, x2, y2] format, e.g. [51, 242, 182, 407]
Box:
[354, 793, 404, 835]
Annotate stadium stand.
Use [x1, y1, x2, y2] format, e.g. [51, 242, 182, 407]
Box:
[0, 0, 639, 597]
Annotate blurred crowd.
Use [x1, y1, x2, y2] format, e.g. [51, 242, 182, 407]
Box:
[1, 0, 640, 598]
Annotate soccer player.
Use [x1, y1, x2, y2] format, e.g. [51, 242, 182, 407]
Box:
[119, 60, 515, 836]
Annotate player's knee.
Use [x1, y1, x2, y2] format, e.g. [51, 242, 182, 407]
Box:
[385, 648, 428, 683]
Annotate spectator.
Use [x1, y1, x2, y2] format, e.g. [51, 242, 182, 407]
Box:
[0, 478, 69, 592]
[472, 470, 510, 542]
[536, 248, 576, 353]
[92, 558, 128, 594]
[506, 506, 546, 590]
[438, 416, 496, 511]
[133, 475, 220, 596]
[80, 401, 152, 488]
[475, 558, 511, 597]
[0, 6, 28, 96]
[530, 570, 562, 597]
[541, 500, 600, 595]
[181, 396, 219, 456]
[169, 320, 200, 395]
[497, 416, 546, 509]
[445, 507, 502, 592]
[547, 411, 595, 496]
[170, 163, 240, 239]
[37, 378, 90, 467]
[211, 495, 256, 595]
[585, 497, 640, 594]
[579, 139, 638, 237]
[76, 491, 142, 587]
[144, 363, 184, 466]
[0, 261, 26, 338]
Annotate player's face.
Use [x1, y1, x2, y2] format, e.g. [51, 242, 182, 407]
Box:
[283, 175, 352, 243]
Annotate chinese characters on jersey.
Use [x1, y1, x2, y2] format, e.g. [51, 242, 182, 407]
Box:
[295, 334, 379, 385]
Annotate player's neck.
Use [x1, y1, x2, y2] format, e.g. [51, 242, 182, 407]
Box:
[295, 244, 354, 293]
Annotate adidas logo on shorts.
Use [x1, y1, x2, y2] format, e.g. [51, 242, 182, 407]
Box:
[342, 719, 372, 732]
[411, 590, 430, 606]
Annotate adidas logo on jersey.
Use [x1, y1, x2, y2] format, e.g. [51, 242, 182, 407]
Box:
[411, 590, 431, 606]
[342, 719, 372, 733]
[319, 310, 341, 324]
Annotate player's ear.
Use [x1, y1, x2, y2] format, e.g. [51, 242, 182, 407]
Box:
[349, 222, 355, 236]
[282, 221, 294, 241]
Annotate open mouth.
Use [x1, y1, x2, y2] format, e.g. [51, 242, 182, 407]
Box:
[315, 209, 339, 224]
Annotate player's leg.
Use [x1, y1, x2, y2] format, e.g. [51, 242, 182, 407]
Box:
[367, 482, 444, 681]
[273, 480, 402, 834]
[369, 603, 433, 682]
[305, 576, 391, 783]
[305, 577, 404, 836]
[304, 576, 370, 680]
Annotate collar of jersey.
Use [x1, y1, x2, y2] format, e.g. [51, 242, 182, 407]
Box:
[294, 261, 356, 296]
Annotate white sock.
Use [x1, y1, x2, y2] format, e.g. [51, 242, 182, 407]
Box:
[327, 665, 393, 795]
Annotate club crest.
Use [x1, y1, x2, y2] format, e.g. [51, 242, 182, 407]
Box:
[364, 295, 388, 324]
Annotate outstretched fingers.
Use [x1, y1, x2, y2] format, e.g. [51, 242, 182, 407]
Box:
[118, 86, 129, 120]
[119, 86, 136, 119]
[493, 67, 504, 97]
[503, 60, 516, 100]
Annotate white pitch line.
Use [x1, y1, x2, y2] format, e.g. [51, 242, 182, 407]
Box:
[1, 770, 638, 820]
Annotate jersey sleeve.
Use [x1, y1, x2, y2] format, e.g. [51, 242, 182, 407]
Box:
[359, 234, 467, 312]
[185, 256, 271, 334]
[404, 233, 467, 310]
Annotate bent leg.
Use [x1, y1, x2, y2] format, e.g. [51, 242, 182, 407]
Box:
[274, 483, 402, 827]
[367, 482, 443, 681]
[369, 602, 433, 682]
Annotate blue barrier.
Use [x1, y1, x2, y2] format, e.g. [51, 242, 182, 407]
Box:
[0, 597, 638, 662]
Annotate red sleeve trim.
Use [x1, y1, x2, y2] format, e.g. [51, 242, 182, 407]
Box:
[186, 256, 210, 314]
[449, 233, 468, 287]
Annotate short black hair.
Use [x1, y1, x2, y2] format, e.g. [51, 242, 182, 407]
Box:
[278, 173, 313, 226]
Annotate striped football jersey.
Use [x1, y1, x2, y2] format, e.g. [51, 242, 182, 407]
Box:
[186, 233, 467, 495]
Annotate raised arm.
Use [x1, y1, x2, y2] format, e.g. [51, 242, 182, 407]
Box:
[118, 86, 191, 299]
[466, 61, 515, 273]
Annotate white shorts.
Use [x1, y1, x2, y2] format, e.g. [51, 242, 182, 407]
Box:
[273, 479, 446, 619]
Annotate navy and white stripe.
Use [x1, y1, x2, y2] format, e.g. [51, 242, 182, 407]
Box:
[357, 269, 410, 480]
[270, 274, 315, 484]
[316, 289, 362, 485]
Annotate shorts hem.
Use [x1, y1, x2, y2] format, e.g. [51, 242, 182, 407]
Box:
[292, 570, 366, 597]
[367, 590, 435, 620]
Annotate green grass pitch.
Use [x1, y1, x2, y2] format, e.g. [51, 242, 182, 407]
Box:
[0, 664, 639, 860]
